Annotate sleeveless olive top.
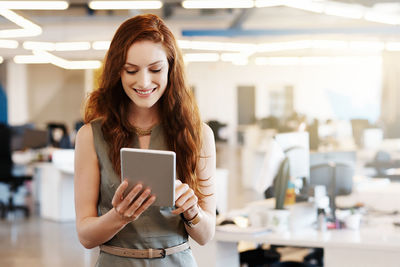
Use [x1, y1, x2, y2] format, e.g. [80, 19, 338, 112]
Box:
[91, 119, 197, 267]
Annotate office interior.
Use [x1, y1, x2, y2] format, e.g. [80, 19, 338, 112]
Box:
[1, 0, 400, 266]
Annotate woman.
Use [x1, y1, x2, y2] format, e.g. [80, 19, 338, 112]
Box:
[74, 14, 216, 266]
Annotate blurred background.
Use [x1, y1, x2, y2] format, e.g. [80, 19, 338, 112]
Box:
[1, 1, 400, 266]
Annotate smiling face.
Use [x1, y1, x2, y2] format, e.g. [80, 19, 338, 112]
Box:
[120, 40, 169, 111]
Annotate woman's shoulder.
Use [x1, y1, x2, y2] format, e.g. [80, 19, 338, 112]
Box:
[202, 122, 214, 141]
[77, 117, 105, 142]
[76, 123, 93, 143]
[201, 122, 215, 155]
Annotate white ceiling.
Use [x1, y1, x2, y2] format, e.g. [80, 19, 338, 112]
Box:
[1, 0, 400, 61]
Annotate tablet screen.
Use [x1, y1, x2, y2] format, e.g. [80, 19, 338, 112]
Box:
[120, 148, 175, 207]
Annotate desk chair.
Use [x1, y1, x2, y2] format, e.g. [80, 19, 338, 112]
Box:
[305, 162, 354, 267]
[365, 150, 400, 180]
[310, 162, 354, 219]
[0, 123, 32, 219]
[241, 158, 290, 267]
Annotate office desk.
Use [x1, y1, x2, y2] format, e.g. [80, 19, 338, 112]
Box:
[34, 149, 75, 222]
[192, 181, 400, 267]
[211, 222, 400, 267]
[36, 161, 75, 222]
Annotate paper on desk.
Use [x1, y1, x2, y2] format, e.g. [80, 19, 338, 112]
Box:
[216, 224, 272, 235]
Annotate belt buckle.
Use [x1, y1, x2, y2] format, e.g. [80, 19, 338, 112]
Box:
[159, 248, 166, 258]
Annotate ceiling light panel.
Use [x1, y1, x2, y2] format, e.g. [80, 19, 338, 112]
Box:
[323, 1, 365, 19]
[23, 41, 92, 51]
[33, 50, 102, 69]
[349, 41, 384, 51]
[92, 41, 111, 50]
[257, 40, 312, 52]
[0, 1, 68, 10]
[89, 1, 162, 10]
[0, 40, 18, 49]
[0, 9, 42, 38]
[182, 0, 253, 9]
[55, 42, 91, 51]
[284, 0, 324, 13]
[23, 41, 55, 50]
[254, 0, 283, 8]
[364, 11, 400, 25]
[14, 55, 49, 64]
[184, 53, 219, 62]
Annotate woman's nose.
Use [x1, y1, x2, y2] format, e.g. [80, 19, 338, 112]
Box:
[136, 70, 151, 89]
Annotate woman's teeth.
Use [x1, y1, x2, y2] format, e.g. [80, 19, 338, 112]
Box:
[135, 88, 155, 95]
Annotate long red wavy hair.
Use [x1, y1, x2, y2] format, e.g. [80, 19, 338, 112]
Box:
[84, 14, 204, 197]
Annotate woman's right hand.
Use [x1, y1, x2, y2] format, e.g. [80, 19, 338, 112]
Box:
[111, 179, 156, 224]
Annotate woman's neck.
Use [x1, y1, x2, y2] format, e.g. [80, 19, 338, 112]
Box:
[129, 104, 160, 129]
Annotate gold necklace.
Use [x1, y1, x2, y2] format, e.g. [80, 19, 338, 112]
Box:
[133, 124, 155, 137]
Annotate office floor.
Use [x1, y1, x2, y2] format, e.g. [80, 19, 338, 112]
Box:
[0, 216, 98, 267]
[0, 143, 304, 267]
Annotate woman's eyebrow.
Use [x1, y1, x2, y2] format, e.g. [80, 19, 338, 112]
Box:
[124, 60, 165, 67]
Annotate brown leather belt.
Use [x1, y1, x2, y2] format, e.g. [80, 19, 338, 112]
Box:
[100, 242, 190, 259]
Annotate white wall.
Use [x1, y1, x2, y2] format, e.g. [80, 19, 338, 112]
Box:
[186, 58, 382, 144]
[6, 61, 29, 125]
[27, 64, 84, 132]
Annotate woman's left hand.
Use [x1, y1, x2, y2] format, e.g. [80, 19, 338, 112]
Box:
[171, 179, 199, 220]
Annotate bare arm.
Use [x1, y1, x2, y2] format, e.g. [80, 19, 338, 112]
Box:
[74, 124, 155, 249]
[172, 123, 217, 245]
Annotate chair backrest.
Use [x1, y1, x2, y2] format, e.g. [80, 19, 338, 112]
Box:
[310, 162, 353, 196]
[0, 123, 12, 178]
[310, 162, 354, 218]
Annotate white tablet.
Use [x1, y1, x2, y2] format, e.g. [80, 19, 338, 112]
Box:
[120, 148, 175, 207]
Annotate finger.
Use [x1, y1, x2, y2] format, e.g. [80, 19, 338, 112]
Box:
[175, 187, 195, 208]
[118, 184, 143, 212]
[172, 194, 198, 215]
[130, 195, 157, 220]
[174, 183, 189, 201]
[175, 179, 182, 186]
[111, 179, 129, 207]
[125, 188, 152, 217]
[180, 195, 198, 213]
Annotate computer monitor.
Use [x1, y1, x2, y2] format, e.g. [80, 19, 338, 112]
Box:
[22, 128, 48, 149]
[11, 125, 48, 150]
[274, 131, 310, 184]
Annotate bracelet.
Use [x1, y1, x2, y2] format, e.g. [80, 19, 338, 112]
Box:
[181, 208, 202, 227]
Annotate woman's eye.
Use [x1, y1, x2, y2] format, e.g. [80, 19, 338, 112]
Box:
[126, 70, 138, 74]
[150, 69, 161, 73]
